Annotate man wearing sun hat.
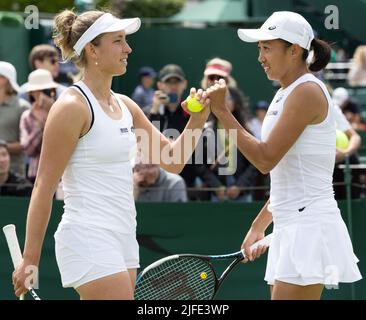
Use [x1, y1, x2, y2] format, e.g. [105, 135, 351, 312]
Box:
[19, 69, 58, 182]
[0, 61, 30, 177]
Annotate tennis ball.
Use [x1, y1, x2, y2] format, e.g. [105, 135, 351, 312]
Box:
[200, 272, 207, 280]
[336, 129, 349, 150]
[187, 96, 204, 113]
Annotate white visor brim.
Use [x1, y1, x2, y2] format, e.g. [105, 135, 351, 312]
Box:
[237, 29, 278, 43]
[73, 13, 141, 56]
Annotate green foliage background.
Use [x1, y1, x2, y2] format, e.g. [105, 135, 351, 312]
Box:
[0, 0, 185, 17]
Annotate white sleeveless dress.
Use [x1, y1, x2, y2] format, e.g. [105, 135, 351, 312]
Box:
[262, 74, 362, 286]
[54, 81, 139, 288]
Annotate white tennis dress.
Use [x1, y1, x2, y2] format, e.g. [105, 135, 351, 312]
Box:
[54, 81, 139, 288]
[262, 73, 362, 287]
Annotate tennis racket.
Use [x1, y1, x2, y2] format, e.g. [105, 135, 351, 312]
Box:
[134, 233, 272, 300]
[3, 224, 41, 300]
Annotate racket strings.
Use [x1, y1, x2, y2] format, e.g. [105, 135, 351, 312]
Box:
[135, 257, 216, 300]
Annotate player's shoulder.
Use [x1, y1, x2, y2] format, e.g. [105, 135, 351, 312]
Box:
[292, 80, 326, 101]
[287, 80, 327, 112]
[50, 86, 90, 120]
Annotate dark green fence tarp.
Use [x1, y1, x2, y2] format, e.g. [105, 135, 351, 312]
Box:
[0, 197, 365, 300]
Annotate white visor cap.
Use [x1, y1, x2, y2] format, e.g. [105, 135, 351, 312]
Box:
[73, 13, 141, 56]
[238, 11, 314, 50]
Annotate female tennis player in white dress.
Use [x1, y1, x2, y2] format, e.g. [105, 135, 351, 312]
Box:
[207, 11, 362, 299]
[12, 9, 210, 300]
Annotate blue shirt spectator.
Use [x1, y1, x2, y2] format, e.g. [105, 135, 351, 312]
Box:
[131, 66, 156, 109]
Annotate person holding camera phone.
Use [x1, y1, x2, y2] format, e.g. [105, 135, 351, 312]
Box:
[145, 64, 225, 200]
[145, 64, 189, 133]
[20, 69, 58, 182]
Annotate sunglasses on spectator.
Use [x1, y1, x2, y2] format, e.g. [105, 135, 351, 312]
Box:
[208, 75, 226, 81]
[42, 88, 56, 97]
[29, 88, 56, 103]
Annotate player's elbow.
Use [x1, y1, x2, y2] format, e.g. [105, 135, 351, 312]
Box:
[256, 158, 275, 175]
[256, 144, 277, 174]
[257, 164, 271, 175]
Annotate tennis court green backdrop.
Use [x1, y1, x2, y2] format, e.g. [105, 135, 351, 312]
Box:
[0, 197, 365, 300]
[0, 23, 276, 108]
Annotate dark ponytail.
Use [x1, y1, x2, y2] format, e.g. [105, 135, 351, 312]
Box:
[308, 38, 331, 72]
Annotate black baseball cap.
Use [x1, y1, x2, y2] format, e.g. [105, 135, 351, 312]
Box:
[158, 64, 186, 82]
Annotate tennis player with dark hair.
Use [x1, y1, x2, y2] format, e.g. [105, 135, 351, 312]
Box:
[12, 9, 210, 300]
[207, 11, 362, 299]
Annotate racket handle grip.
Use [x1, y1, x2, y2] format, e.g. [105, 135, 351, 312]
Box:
[241, 233, 273, 257]
[3, 224, 25, 300]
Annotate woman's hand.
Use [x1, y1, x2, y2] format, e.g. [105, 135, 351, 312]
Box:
[181, 88, 210, 121]
[241, 227, 268, 262]
[206, 79, 229, 115]
[31, 92, 54, 128]
[150, 90, 167, 114]
[12, 258, 38, 298]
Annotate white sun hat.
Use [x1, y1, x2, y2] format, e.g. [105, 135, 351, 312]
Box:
[0, 61, 20, 92]
[332, 87, 349, 107]
[73, 13, 141, 56]
[25, 69, 58, 92]
[238, 11, 314, 50]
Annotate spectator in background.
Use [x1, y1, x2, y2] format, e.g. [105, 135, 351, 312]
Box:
[334, 46, 347, 62]
[18, 44, 67, 102]
[247, 100, 269, 140]
[19, 69, 58, 182]
[201, 57, 237, 89]
[332, 87, 366, 131]
[333, 100, 363, 199]
[332, 87, 349, 108]
[145, 64, 189, 133]
[132, 66, 156, 109]
[203, 86, 259, 202]
[133, 153, 187, 202]
[200, 58, 263, 201]
[340, 99, 366, 131]
[145, 64, 222, 200]
[0, 140, 33, 197]
[0, 61, 30, 177]
[334, 100, 362, 163]
[348, 45, 366, 87]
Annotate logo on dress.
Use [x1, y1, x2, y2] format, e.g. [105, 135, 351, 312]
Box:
[120, 127, 129, 134]
[275, 95, 284, 103]
[268, 25, 276, 30]
[266, 110, 278, 116]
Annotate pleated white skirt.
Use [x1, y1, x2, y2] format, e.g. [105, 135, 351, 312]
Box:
[264, 210, 362, 287]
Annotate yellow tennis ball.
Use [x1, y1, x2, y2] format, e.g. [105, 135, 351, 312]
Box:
[336, 129, 349, 150]
[200, 272, 207, 280]
[187, 96, 204, 113]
